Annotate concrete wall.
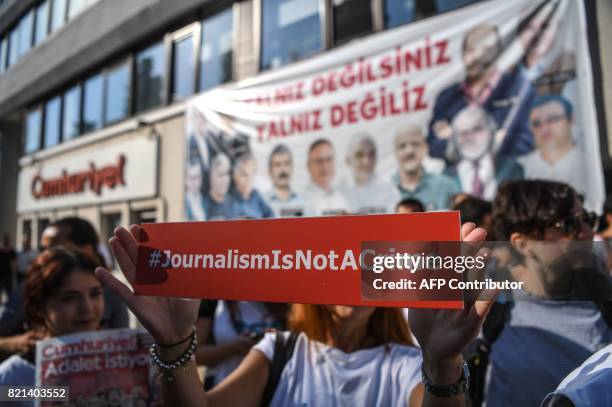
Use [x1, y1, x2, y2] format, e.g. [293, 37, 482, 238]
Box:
[0, 0, 215, 117]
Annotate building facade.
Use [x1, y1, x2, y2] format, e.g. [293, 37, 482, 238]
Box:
[0, 0, 610, 251]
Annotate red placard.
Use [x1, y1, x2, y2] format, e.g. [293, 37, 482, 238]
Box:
[134, 212, 462, 309]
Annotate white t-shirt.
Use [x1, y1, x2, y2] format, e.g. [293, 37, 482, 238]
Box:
[211, 301, 280, 386]
[518, 147, 593, 210]
[541, 343, 612, 407]
[0, 355, 35, 407]
[302, 183, 351, 216]
[338, 177, 401, 214]
[254, 332, 422, 407]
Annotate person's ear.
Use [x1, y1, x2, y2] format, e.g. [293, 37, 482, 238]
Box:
[510, 232, 531, 257]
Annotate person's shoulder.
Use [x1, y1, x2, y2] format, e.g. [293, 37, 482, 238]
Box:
[0, 355, 35, 386]
[386, 343, 423, 385]
[253, 331, 305, 362]
[427, 172, 460, 191]
[517, 150, 539, 163]
[436, 83, 461, 100]
[388, 342, 422, 359]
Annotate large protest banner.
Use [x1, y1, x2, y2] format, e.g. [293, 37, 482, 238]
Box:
[35, 329, 160, 407]
[185, 0, 604, 221]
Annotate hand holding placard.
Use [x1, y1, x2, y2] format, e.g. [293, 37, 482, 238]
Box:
[410, 223, 498, 387]
[95, 225, 199, 346]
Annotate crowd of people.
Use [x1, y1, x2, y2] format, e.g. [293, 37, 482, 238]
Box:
[0, 2, 610, 405]
[0, 180, 611, 406]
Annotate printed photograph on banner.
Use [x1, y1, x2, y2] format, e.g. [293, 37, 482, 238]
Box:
[35, 328, 161, 407]
[184, 0, 603, 222]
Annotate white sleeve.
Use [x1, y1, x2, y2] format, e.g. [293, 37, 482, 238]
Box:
[253, 331, 292, 362]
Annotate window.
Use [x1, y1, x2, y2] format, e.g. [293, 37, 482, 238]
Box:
[83, 73, 103, 132]
[44, 96, 61, 148]
[0, 37, 6, 73]
[104, 61, 130, 124]
[261, 0, 321, 71]
[172, 34, 195, 100]
[62, 84, 81, 140]
[384, 0, 481, 28]
[333, 0, 372, 45]
[131, 209, 157, 224]
[50, 0, 67, 33]
[8, 28, 19, 67]
[384, 0, 416, 28]
[434, 0, 480, 13]
[135, 41, 165, 112]
[200, 8, 233, 91]
[25, 108, 42, 153]
[18, 11, 34, 58]
[34, 0, 50, 46]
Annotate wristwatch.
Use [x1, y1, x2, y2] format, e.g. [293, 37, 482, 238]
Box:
[421, 361, 470, 397]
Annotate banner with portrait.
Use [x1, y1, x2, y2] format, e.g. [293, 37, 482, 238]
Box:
[185, 0, 604, 222]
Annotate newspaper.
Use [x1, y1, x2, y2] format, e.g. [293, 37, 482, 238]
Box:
[35, 328, 161, 407]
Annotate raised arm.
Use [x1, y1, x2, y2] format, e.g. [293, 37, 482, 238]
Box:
[409, 223, 496, 407]
[95, 225, 269, 407]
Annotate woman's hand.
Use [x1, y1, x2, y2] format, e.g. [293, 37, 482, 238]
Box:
[409, 223, 496, 384]
[95, 225, 200, 345]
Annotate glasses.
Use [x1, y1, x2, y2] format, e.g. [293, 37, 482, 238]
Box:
[548, 210, 599, 237]
[530, 114, 566, 128]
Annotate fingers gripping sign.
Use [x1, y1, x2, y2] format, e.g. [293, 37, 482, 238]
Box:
[94, 225, 200, 346]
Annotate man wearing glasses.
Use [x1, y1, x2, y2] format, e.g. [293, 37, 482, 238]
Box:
[518, 95, 593, 210]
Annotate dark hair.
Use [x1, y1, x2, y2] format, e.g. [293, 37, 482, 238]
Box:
[453, 196, 492, 226]
[603, 195, 612, 216]
[47, 217, 106, 267]
[269, 144, 292, 169]
[491, 180, 580, 240]
[51, 217, 99, 249]
[308, 139, 332, 156]
[24, 247, 102, 329]
[530, 94, 573, 119]
[396, 198, 425, 213]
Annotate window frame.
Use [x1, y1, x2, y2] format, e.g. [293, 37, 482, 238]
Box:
[61, 82, 83, 141]
[103, 57, 134, 126]
[81, 71, 105, 135]
[257, 0, 328, 72]
[168, 23, 199, 102]
[24, 105, 43, 154]
[43, 94, 63, 148]
[198, 5, 236, 92]
[33, 0, 52, 47]
[133, 39, 168, 114]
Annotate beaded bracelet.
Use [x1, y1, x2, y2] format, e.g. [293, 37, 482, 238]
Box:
[150, 327, 198, 383]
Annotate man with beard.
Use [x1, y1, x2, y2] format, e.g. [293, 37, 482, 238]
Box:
[303, 139, 350, 216]
[445, 105, 523, 200]
[428, 24, 534, 159]
[474, 181, 612, 407]
[338, 132, 399, 214]
[265, 145, 306, 217]
[392, 126, 459, 211]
